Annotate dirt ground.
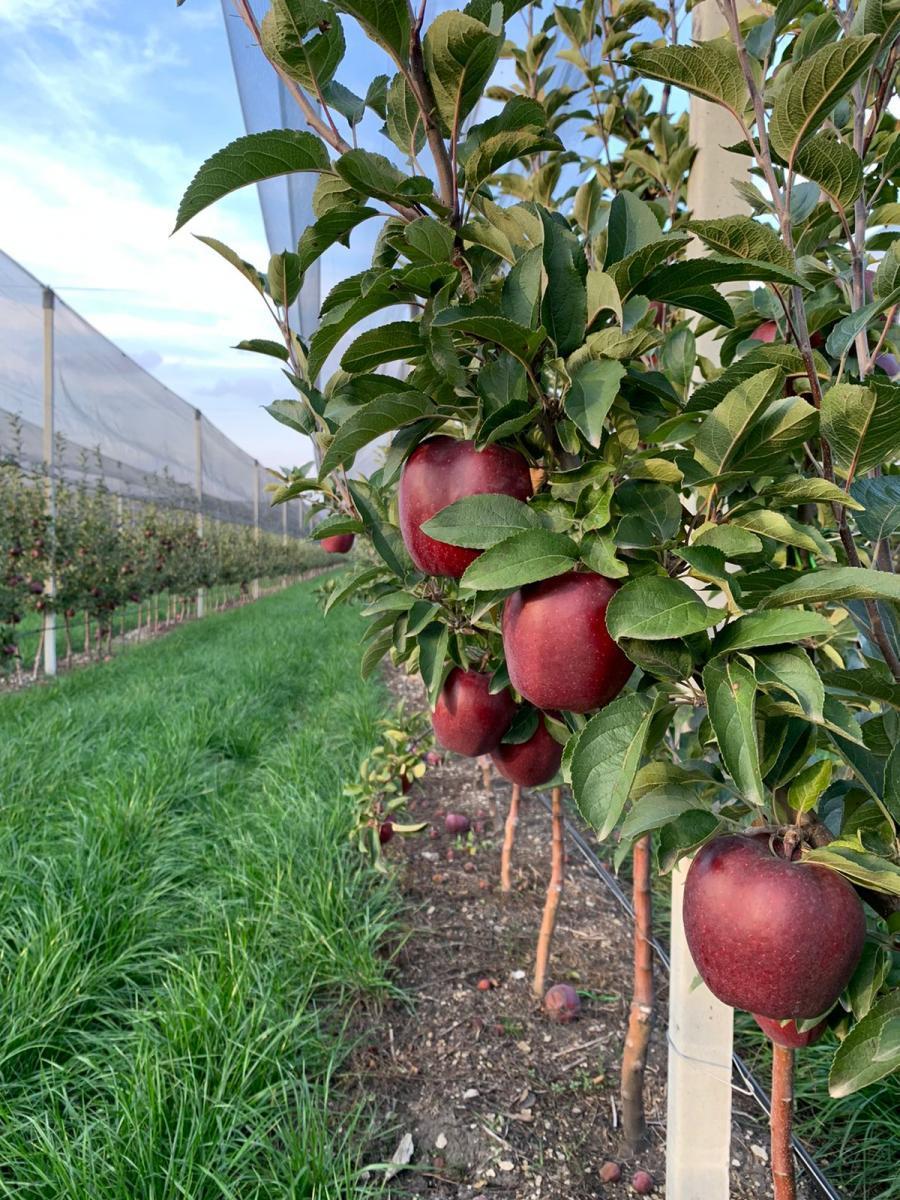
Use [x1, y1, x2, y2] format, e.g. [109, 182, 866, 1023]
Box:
[351, 668, 817, 1200]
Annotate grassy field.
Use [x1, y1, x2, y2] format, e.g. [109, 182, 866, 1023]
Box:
[0, 579, 395, 1199]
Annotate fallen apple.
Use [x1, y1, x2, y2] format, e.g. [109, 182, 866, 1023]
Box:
[544, 983, 581, 1023]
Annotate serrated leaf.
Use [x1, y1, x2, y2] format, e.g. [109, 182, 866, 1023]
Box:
[234, 338, 289, 361]
[194, 235, 265, 294]
[423, 10, 502, 134]
[629, 41, 750, 123]
[332, 0, 410, 61]
[431, 303, 545, 365]
[828, 989, 900, 1097]
[794, 136, 863, 209]
[540, 208, 587, 356]
[261, 0, 345, 91]
[604, 191, 664, 267]
[712, 610, 833, 655]
[324, 564, 386, 613]
[463, 129, 562, 194]
[297, 206, 378, 273]
[621, 785, 710, 842]
[386, 73, 426, 158]
[340, 321, 424, 372]
[419, 621, 451, 707]
[320, 390, 430, 476]
[821, 380, 900, 478]
[459, 529, 579, 589]
[760, 566, 900, 608]
[570, 694, 654, 839]
[422, 494, 542, 548]
[693, 366, 786, 476]
[703, 655, 765, 808]
[758, 476, 862, 510]
[267, 250, 303, 308]
[687, 216, 794, 270]
[755, 647, 825, 721]
[361, 626, 393, 678]
[805, 837, 900, 896]
[644, 254, 809, 295]
[606, 576, 722, 641]
[565, 359, 626, 447]
[694, 525, 763, 557]
[335, 148, 429, 204]
[851, 477, 900, 541]
[769, 36, 879, 164]
[175, 130, 330, 231]
[787, 759, 832, 813]
[608, 235, 691, 299]
[615, 480, 682, 548]
[826, 285, 900, 358]
[732, 509, 836, 559]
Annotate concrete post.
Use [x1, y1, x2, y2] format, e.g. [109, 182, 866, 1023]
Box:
[195, 409, 205, 618]
[41, 287, 57, 678]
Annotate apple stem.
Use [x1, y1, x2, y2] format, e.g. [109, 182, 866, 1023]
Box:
[533, 786, 565, 998]
[501, 784, 521, 893]
[620, 834, 654, 1155]
[771, 1043, 796, 1200]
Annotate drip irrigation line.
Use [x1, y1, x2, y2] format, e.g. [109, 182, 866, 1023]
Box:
[535, 791, 844, 1200]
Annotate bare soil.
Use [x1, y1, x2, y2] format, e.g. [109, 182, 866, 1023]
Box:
[351, 668, 816, 1200]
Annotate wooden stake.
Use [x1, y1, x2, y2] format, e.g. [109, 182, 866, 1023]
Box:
[533, 786, 564, 998]
[501, 784, 521, 893]
[771, 1044, 796, 1200]
[621, 834, 654, 1155]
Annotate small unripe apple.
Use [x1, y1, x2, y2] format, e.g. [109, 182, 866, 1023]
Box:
[320, 534, 354, 553]
[753, 1013, 827, 1048]
[491, 711, 563, 786]
[432, 668, 515, 756]
[398, 436, 532, 578]
[445, 812, 471, 836]
[503, 572, 632, 713]
[378, 822, 394, 845]
[544, 983, 580, 1023]
[684, 831, 865, 1018]
[632, 1169, 655, 1194]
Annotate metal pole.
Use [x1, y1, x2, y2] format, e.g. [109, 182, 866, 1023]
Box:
[666, 3, 754, 1195]
[195, 408, 205, 618]
[252, 459, 261, 599]
[41, 287, 57, 678]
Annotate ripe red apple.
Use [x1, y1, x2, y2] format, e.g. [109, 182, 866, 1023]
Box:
[753, 1013, 827, 1048]
[378, 822, 394, 845]
[491, 711, 563, 786]
[632, 1169, 655, 1195]
[502, 572, 632, 713]
[445, 812, 471, 836]
[432, 668, 515, 756]
[683, 832, 865, 1019]
[544, 983, 581, 1023]
[398, 436, 532, 578]
[320, 534, 354, 553]
[751, 320, 778, 342]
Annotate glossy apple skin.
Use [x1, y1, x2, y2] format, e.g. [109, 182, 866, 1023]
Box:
[684, 832, 866, 1019]
[398, 437, 532, 578]
[502, 572, 632, 714]
[753, 1013, 827, 1048]
[320, 534, 354, 553]
[491, 712, 563, 786]
[432, 668, 516, 757]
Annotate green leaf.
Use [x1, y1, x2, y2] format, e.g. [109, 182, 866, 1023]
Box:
[621, 785, 710, 842]
[826, 288, 900, 358]
[874, 239, 900, 299]
[332, 0, 410, 61]
[540, 208, 587, 356]
[323, 80, 366, 126]
[297, 206, 379, 273]
[692, 366, 785, 476]
[260, 0, 345, 92]
[565, 360, 626, 447]
[619, 636, 694, 682]
[347, 479, 412, 579]
[340, 321, 424, 372]
[360, 625, 393, 679]
[431, 303, 545, 366]
[324, 564, 386, 613]
[421, 494, 542, 548]
[423, 11, 502, 134]
[769, 36, 879, 164]
[885, 741, 900, 821]
[644, 254, 809, 295]
[731, 509, 836, 560]
[851, 477, 900, 541]
[615, 481, 682, 548]
[267, 251, 303, 308]
[334, 148, 429, 204]
[463, 129, 563, 195]
[628, 41, 750, 124]
[586, 269, 623, 325]
[823, 381, 900, 479]
[604, 191, 663, 267]
[712, 610, 834, 655]
[846, 943, 890, 1023]
[570, 694, 654, 839]
[419, 621, 451, 707]
[459, 529, 579, 590]
[787, 759, 832, 813]
[580, 533, 629, 580]
[194, 235, 265, 294]
[319, 390, 430, 476]
[686, 216, 795, 270]
[758, 476, 862, 510]
[754, 648, 825, 721]
[175, 131, 330, 231]
[386, 73, 426, 158]
[794, 136, 864, 210]
[608, 237, 690, 300]
[266, 398, 313, 434]
[703, 655, 765, 808]
[824, 668, 900, 711]
[804, 838, 900, 897]
[828, 989, 900, 1098]
[606, 576, 722, 641]
[693, 525, 763, 558]
[234, 338, 289, 361]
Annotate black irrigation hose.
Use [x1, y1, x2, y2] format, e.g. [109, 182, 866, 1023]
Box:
[535, 791, 844, 1200]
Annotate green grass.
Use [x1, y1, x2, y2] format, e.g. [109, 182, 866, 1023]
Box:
[0, 579, 395, 1199]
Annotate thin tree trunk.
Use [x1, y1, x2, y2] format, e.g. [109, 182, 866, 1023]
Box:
[84, 612, 91, 656]
[64, 614, 73, 667]
[620, 834, 654, 1155]
[501, 784, 521, 893]
[31, 625, 45, 680]
[771, 1044, 796, 1200]
[533, 786, 565, 998]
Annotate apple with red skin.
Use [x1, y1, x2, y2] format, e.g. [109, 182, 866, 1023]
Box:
[432, 668, 515, 756]
[398, 436, 532, 578]
[320, 533, 354, 554]
[491, 711, 563, 786]
[684, 831, 866, 1019]
[502, 572, 632, 714]
[753, 1013, 827, 1048]
[445, 812, 471, 835]
[751, 320, 778, 342]
[378, 822, 394, 845]
[544, 983, 581, 1023]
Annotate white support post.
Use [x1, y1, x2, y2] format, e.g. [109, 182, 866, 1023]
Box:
[252, 459, 261, 600]
[281, 499, 288, 546]
[41, 287, 57, 678]
[666, 2, 754, 1195]
[195, 409, 205, 618]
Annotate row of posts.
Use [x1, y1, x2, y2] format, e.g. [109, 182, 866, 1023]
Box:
[39, 288, 304, 678]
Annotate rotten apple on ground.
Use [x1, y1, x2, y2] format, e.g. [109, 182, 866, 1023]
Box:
[684, 831, 865, 1019]
[491, 711, 563, 786]
[398, 436, 532, 578]
[432, 668, 515, 757]
[320, 533, 354, 553]
[544, 983, 581, 1023]
[502, 571, 632, 714]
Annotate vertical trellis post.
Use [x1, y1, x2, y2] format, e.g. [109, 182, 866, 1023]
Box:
[41, 287, 57, 678]
[665, 1, 753, 1195]
[195, 408, 205, 618]
[252, 458, 261, 599]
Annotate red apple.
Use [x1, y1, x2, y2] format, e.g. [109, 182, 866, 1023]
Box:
[683, 832, 866, 1019]
[751, 320, 778, 342]
[320, 534, 354, 553]
[875, 353, 899, 377]
[491, 711, 563, 786]
[378, 822, 394, 845]
[544, 983, 581, 1023]
[445, 812, 471, 835]
[432, 668, 515, 756]
[753, 1013, 827, 1048]
[632, 1169, 655, 1195]
[398, 436, 532, 578]
[502, 572, 632, 713]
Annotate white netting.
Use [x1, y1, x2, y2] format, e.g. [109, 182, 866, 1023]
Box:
[0, 250, 289, 535]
